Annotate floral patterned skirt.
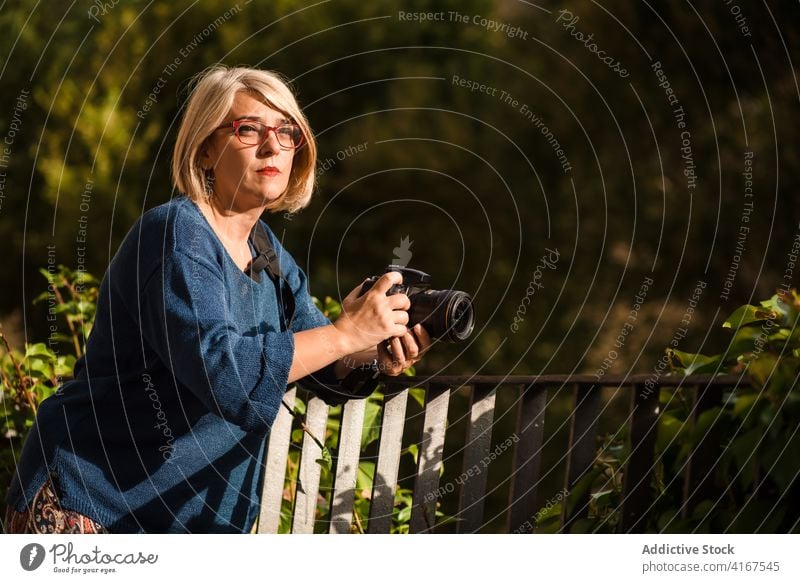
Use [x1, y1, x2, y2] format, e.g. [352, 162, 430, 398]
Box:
[3, 475, 108, 534]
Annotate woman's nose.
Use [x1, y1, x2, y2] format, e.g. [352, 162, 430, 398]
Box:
[257, 130, 281, 156]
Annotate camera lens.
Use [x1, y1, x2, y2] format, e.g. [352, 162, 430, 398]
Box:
[409, 290, 475, 342]
[445, 292, 475, 341]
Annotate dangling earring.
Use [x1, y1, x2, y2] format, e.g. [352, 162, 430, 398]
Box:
[204, 169, 215, 196]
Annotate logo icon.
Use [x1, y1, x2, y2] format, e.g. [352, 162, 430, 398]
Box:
[19, 543, 46, 571]
[392, 236, 413, 267]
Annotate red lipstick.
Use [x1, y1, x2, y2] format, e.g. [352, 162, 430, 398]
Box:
[257, 166, 280, 176]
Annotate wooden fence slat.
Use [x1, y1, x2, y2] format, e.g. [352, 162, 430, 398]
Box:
[291, 396, 329, 533]
[330, 398, 367, 533]
[682, 382, 725, 519]
[257, 387, 296, 534]
[368, 387, 409, 533]
[457, 384, 497, 533]
[410, 383, 450, 533]
[620, 383, 660, 532]
[507, 383, 547, 534]
[561, 383, 602, 532]
[258, 376, 748, 534]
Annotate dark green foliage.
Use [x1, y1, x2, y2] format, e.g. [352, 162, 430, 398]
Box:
[554, 290, 800, 533]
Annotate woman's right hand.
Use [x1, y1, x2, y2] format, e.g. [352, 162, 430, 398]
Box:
[333, 271, 411, 355]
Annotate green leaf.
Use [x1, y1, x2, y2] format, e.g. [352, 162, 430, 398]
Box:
[24, 343, 54, 359]
[356, 461, 375, 492]
[26, 359, 54, 379]
[535, 501, 562, 523]
[315, 446, 332, 470]
[395, 505, 411, 524]
[656, 413, 686, 452]
[565, 467, 603, 516]
[762, 432, 800, 492]
[408, 387, 426, 409]
[292, 396, 306, 415]
[723, 304, 776, 329]
[54, 355, 76, 377]
[746, 353, 779, 387]
[405, 443, 419, 464]
[360, 399, 382, 449]
[690, 407, 724, 447]
[731, 392, 760, 418]
[728, 428, 761, 488]
[668, 349, 722, 375]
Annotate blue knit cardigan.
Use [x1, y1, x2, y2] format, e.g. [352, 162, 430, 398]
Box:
[5, 195, 339, 533]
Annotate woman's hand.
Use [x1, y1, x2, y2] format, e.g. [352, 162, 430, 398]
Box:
[333, 271, 411, 355]
[377, 323, 432, 376]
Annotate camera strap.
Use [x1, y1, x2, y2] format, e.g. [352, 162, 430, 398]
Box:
[246, 221, 284, 283]
[247, 221, 383, 403]
[246, 222, 295, 330]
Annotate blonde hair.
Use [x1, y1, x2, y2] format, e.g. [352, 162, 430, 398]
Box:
[171, 65, 317, 213]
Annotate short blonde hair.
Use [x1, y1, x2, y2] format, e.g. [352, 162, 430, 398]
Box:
[172, 65, 317, 213]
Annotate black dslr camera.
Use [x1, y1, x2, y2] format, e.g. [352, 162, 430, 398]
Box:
[359, 265, 475, 342]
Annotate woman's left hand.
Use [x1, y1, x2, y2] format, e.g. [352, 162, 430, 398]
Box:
[377, 323, 432, 376]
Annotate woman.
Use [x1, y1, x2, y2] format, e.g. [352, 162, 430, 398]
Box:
[4, 65, 430, 533]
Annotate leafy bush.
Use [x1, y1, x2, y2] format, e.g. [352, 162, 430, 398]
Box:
[1, 266, 98, 511]
[549, 289, 800, 533]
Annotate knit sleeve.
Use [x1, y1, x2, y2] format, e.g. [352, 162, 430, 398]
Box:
[139, 251, 293, 436]
[265, 240, 359, 402]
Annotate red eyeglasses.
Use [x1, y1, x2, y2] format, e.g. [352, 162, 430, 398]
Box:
[216, 120, 305, 150]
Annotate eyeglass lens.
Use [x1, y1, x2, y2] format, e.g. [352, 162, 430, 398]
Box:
[236, 122, 302, 148]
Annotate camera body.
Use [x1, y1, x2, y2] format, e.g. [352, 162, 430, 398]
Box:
[359, 265, 475, 342]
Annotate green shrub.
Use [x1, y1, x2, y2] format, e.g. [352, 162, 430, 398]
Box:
[1, 265, 98, 512]
[551, 289, 800, 533]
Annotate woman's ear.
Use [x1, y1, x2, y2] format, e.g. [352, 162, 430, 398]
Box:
[198, 149, 209, 170]
[198, 139, 214, 170]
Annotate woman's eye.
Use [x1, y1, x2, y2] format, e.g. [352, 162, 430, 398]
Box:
[276, 126, 292, 136]
[238, 124, 259, 133]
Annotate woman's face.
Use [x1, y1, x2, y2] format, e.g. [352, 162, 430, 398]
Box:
[201, 91, 296, 207]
